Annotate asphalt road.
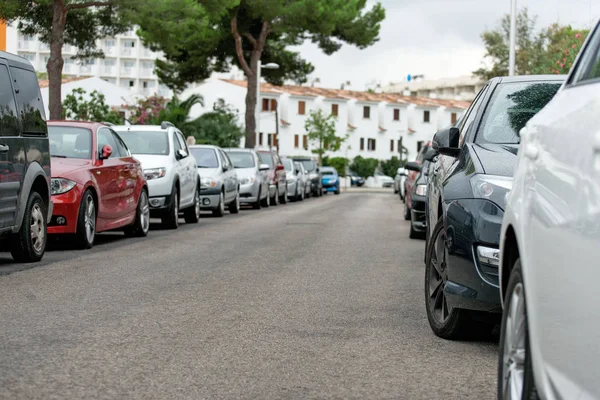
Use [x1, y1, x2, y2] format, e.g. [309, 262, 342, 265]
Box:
[0, 193, 497, 399]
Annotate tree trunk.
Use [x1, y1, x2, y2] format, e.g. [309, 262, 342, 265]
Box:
[48, 0, 67, 120]
[244, 63, 257, 149]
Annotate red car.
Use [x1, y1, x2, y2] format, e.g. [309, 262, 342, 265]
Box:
[48, 121, 150, 248]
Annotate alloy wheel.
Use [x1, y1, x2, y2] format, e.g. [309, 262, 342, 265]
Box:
[220, 192, 225, 214]
[501, 282, 526, 400]
[427, 229, 450, 325]
[84, 195, 96, 244]
[30, 203, 45, 253]
[194, 189, 201, 219]
[140, 191, 150, 233]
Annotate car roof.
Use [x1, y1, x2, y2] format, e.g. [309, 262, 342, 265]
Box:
[1, 51, 36, 71]
[47, 120, 107, 130]
[189, 144, 220, 149]
[112, 124, 172, 132]
[223, 148, 253, 152]
[489, 75, 567, 84]
[320, 166, 337, 172]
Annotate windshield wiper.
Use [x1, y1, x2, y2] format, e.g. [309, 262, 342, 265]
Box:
[52, 155, 68, 158]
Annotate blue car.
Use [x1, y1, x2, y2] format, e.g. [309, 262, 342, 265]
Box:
[320, 167, 340, 195]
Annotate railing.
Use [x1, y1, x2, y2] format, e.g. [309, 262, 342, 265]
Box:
[121, 47, 134, 56]
[120, 67, 133, 76]
[103, 66, 115, 75]
[17, 41, 30, 50]
[80, 65, 92, 74]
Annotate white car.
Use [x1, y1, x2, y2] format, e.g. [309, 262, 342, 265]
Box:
[498, 22, 600, 400]
[113, 122, 200, 229]
[373, 171, 394, 188]
[394, 167, 407, 199]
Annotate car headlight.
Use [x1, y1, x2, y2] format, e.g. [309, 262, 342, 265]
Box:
[240, 177, 255, 185]
[201, 177, 217, 188]
[144, 167, 166, 180]
[51, 178, 76, 195]
[287, 178, 296, 184]
[470, 174, 513, 209]
[415, 184, 427, 196]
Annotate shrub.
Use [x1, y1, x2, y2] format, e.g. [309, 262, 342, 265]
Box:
[323, 157, 349, 176]
[350, 156, 378, 178]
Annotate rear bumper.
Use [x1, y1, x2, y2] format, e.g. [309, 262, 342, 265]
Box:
[48, 186, 83, 235]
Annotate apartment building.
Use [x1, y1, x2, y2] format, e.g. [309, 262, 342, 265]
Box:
[5, 25, 171, 97]
[382, 75, 485, 101]
[183, 79, 470, 162]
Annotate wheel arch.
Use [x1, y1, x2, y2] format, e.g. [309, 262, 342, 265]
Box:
[13, 163, 50, 233]
[500, 224, 520, 300]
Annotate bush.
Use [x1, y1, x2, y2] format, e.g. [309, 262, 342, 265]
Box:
[323, 157, 349, 176]
[350, 156, 378, 178]
[380, 156, 402, 177]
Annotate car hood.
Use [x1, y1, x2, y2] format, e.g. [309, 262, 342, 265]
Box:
[376, 175, 394, 182]
[472, 143, 519, 177]
[131, 154, 171, 170]
[51, 158, 92, 178]
[235, 167, 256, 179]
[197, 167, 221, 178]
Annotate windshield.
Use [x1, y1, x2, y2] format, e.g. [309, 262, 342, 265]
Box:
[258, 153, 274, 168]
[478, 82, 561, 144]
[117, 130, 169, 155]
[190, 148, 219, 168]
[321, 170, 336, 176]
[227, 151, 255, 168]
[48, 126, 92, 159]
[282, 159, 294, 171]
[298, 160, 316, 172]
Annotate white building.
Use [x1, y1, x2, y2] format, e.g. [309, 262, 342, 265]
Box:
[382, 75, 485, 101]
[6, 25, 171, 97]
[183, 79, 471, 162]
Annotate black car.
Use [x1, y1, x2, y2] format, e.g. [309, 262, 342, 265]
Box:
[290, 156, 322, 196]
[424, 75, 565, 339]
[347, 169, 365, 187]
[404, 147, 437, 239]
[0, 51, 51, 262]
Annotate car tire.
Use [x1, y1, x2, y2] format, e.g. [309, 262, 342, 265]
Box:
[10, 191, 47, 263]
[424, 217, 494, 340]
[125, 189, 150, 237]
[261, 188, 270, 208]
[271, 187, 279, 206]
[394, 187, 399, 194]
[497, 260, 538, 400]
[213, 191, 225, 217]
[298, 186, 305, 201]
[404, 202, 411, 221]
[184, 184, 201, 224]
[280, 185, 288, 204]
[75, 190, 96, 249]
[162, 187, 179, 229]
[318, 186, 323, 197]
[229, 190, 240, 214]
[335, 186, 340, 195]
[253, 188, 262, 210]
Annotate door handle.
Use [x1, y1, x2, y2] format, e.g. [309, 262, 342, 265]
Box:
[524, 144, 539, 160]
[0, 144, 9, 153]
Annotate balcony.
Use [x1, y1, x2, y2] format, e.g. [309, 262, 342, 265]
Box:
[63, 45, 74, 53]
[39, 42, 50, 51]
[141, 68, 154, 78]
[17, 41, 31, 50]
[103, 46, 115, 56]
[120, 67, 134, 76]
[121, 47, 135, 57]
[141, 48, 154, 58]
[63, 64, 72, 74]
[102, 66, 115, 75]
[79, 65, 93, 74]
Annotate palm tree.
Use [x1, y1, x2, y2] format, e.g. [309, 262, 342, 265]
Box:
[154, 94, 204, 130]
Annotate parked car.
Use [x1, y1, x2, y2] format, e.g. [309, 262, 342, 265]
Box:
[257, 150, 288, 205]
[281, 157, 304, 201]
[113, 122, 200, 229]
[0, 52, 52, 262]
[291, 156, 322, 196]
[373, 170, 394, 187]
[394, 167, 407, 198]
[404, 148, 437, 239]
[423, 75, 565, 340]
[497, 25, 600, 400]
[223, 148, 269, 209]
[189, 145, 240, 217]
[296, 161, 311, 199]
[48, 121, 149, 248]
[403, 142, 432, 216]
[321, 166, 340, 194]
[348, 169, 365, 187]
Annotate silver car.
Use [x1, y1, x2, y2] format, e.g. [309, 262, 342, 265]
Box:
[281, 157, 304, 201]
[296, 162, 311, 199]
[223, 148, 270, 209]
[189, 145, 240, 217]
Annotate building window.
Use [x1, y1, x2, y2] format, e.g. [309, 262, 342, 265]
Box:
[363, 106, 370, 119]
[360, 138, 365, 150]
[294, 134, 299, 148]
[424, 110, 430, 123]
[303, 135, 308, 150]
[262, 99, 269, 111]
[129, 80, 135, 87]
[331, 104, 338, 116]
[417, 141, 424, 152]
[104, 39, 115, 47]
[390, 140, 394, 152]
[451, 112, 457, 124]
[267, 134, 278, 147]
[143, 81, 148, 88]
[298, 101, 306, 115]
[393, 108, 400, 121]
[368, 138, 376, 151]
[259, 132, 263, 146]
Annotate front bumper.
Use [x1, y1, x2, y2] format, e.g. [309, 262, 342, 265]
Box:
[200, 187, 221, 210]
[239, 182, 260, 203]
[48, 185, 84, 235]
[410, 194, 427, 232]
[443, 198, 504, 313]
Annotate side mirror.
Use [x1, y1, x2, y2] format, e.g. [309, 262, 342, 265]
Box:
[295, 168, 300, 175]
[396, 167, 404, 175]
[432, 127, 460, 157]
[259, 163, 270, 171]
[99, 144, 112, 160]
[176, 149, 188, 160]
[405, 161, 421, 172]
[222, 166, 228, 172]
[424, 147, 438, 162]
[316, 167, 320, 173]
[275, 164, 285, 171]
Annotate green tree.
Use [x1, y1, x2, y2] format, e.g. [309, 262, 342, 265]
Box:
[62, 87, 122, 124]
[190, 99, 245, 148]
[0, 0, 141, 120]
[155, 94, 204, 129]
[323, 157, 349, 177]
[350, 156, 378, 179]
[533, 24, 589, 74]
[304, 109, 345, 167]
[380, 156, 401, 178]
[134, 0, 386, 148]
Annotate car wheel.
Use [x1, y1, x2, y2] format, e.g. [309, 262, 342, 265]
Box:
[213, 191, 225, 217]
[162, 187, 179, 229]
[394, 187, 399, 194]
[184, 184, 201, 224]
[280, 185, 288, 204]
[261, 187, 270, 207]
[125, 189, 150, 237]
[75, 190, 96, 249]
[229, 190, 240, 214]
[253, 188, 262, 210]
[318, 186, 323, 197]
[299, 186, 305, 201]
[404, 201, 411, 221]
[10, 191, 47, 263]
[271, 187, 279, 206]
[335, 185, 340, 195]
[498, 260, 538, 400]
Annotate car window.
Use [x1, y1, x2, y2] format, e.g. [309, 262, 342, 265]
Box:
[175, 131, 188, 155]
[97, 127, 119, 158]
[118, 130, 169, 155]
[258, 152, 274, 168]
[0, 65, 19, 137]
[298, 159, 315, 172]
[282, 159, 294, 171]
[190, 147, 219, 168]
[111, 131, 130, 157]
[477, 81, 562, 144]
[48, 126, 92, 159]
[227, 151, 255, 168]
[456, 86, 487, 146]
[172, 132, 182, 154]
[571, 25, 600, 84]
[9, 66, 46, 135]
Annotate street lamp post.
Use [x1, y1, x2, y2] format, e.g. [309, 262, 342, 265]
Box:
[508, 0, 517, 76]
[255, 61, 280, 149]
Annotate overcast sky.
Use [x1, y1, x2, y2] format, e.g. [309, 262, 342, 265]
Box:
[284, 0, 599, 90]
